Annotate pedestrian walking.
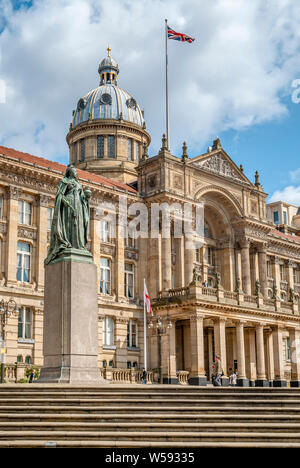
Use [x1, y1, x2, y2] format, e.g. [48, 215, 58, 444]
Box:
[229, 371, 237, 387]
[28, 370, 35, 383]
[140, 367, 147, 384]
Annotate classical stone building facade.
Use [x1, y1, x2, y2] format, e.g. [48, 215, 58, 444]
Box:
[1, 50, 300, 386]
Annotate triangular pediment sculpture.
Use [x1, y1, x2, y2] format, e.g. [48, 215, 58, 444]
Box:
[190, 151, 251, 185]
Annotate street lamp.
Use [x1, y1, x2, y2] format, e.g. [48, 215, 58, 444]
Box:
[0, 299, 19, 383]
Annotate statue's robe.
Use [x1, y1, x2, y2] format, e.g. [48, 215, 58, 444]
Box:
[45, 177, 90, 265]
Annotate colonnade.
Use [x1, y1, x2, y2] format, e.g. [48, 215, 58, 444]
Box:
[156, 314, 300, 387]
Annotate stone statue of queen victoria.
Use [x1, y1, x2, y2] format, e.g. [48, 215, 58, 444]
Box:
[45, 165, 93, 265]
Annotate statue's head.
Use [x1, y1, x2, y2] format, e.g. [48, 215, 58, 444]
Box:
[65, 165, 78, 179]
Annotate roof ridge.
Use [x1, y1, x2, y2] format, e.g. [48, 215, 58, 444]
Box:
[0, 145, 137, 194]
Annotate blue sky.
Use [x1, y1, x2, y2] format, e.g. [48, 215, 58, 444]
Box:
[0, 0, 300, 204]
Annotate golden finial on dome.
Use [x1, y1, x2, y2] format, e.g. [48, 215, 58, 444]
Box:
[107, 44, 111, 57]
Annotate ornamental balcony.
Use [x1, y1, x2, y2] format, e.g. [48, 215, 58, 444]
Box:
[152, 284, 299, 316]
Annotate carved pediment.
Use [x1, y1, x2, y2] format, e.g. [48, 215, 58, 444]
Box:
[192, 153, 250, 185]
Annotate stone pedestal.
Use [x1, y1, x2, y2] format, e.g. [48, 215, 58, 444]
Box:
[38, 256, 102, 383]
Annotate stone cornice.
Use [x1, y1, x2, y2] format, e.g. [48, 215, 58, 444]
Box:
[153, 297, 300, 323]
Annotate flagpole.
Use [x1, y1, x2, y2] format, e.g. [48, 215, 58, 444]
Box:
[143, 278, 147, 372]
[165, 18, 170, 150]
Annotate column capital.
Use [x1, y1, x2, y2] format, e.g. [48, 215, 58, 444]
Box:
[239, 237, 251, 249]
[4, 185, 22, 200]
[212, 316, 226, 324]
[34, 194, 51, 207]
[257, 242, 268, 253]
[190, 314, 204, 323]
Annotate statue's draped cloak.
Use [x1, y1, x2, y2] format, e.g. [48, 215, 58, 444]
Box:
[45, 177, 90, 265]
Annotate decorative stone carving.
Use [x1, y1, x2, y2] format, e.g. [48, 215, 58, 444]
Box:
[5, 185, 22, 200]
[173, 175, 183, 189]
[193, 153, 248, 184]
[18, 227, 37, 240]
[125, 250, 138, 261]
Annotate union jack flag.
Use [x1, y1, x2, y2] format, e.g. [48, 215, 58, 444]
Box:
[167, 25, 195, 43]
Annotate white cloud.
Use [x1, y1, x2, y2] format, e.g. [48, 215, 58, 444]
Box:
[269, 186, 300, 205]
[0, 0, 300, 161]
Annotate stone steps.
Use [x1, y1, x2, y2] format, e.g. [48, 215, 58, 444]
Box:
[1, 429, 300, 443]
[1, 398, 300, 407]
[2, 412, 300, 423]
[1, 385, 300, 447]
[1, 421, 300, 433]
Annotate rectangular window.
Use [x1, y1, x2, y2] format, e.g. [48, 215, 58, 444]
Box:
[17, 242, 31, 283]
[195, 248, 201, 263]
[127, 138, 133, 161]
[18, 307, 33, 340]
[107, 136, 115, 158]
[100, 257, 111, 294]
[18, 200, 32, 225]
[124, 262, 134, 299]
[102, 316, 114, 346]
[273, 211, 279, 224]
[80, 139, 85, 162]
[97, 136, 105, 159]
[283, 211, 287, 225]
[280, 264, 286, 281]
[47, 208, 53, 230]
[267, 261, 272, 278]
[100, 220, 111, 242]
[206, 247, 214, 266]
[127, 320, 138, 348]
[125, 225, 136, 248]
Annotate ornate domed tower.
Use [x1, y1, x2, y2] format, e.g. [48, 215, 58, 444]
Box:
[66, 47, 151, 183]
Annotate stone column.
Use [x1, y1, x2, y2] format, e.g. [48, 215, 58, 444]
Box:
[221, 241, 235, 291]
[250, 249, 259, 296]
[208, 328, 214, 381]
[240, 239, 251, 295]
[161, 234, 172, 291]
[265, 330, 274, 384]
[213, 317, 228, 385]
[174, 236, 185, 288]
[286, 260, 295, 294]
[35, 194, 51, 290]
[248, 328, 257, 385]
[235, 248, 242, 290]
[163, 319, 178, 384]
[289, 328, 300, 387]
[271, 256, 281, 298]
[189, 313, 207, 386]
[235, 321, 249, 386]
[272, 325, 287, 387]
[5, 186, 22, 287]
[148, 236, 161, 298]
[258, 244, 268, 297]
[255, 323, 268, 386]
[184, 238, 195, 286]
